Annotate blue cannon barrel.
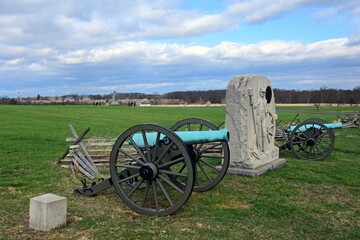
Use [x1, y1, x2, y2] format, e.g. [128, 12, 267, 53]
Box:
[289, 122, 343, 132]
[132, 128, 229, 148]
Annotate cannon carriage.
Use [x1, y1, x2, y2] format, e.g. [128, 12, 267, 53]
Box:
[275, 120, 335, 161]
[275, 114, 359, 161]
[74, 118, 229, 216]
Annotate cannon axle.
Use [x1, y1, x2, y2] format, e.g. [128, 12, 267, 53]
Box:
[139, 163, 158, 180]
[74, 118, 230, 216]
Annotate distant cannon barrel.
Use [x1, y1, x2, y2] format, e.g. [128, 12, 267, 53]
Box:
[289, 122, 343, 132]
[132, 128, 229, 148]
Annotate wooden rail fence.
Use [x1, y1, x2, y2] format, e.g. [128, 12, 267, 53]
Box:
[59, 124, 117, 179]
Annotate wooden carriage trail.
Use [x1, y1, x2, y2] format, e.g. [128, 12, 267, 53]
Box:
[58, 119, 231, 216]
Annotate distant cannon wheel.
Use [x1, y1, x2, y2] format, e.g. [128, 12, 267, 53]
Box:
[289, 121, 334, 161]
[171, 118, 230, 192]
[110, 124, 194, 216]
[303, 118, 335, 140]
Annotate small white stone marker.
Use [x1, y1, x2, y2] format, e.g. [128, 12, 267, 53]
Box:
[29, 193, 67, 231]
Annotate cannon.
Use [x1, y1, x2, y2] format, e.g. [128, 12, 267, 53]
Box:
[275, 116, 340, 161]
[74, 118, 230, 216]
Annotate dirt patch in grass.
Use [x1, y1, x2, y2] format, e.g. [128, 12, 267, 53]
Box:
[215, 199, 251, 210]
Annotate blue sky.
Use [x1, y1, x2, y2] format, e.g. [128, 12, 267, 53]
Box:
[1, 0, 360, 98]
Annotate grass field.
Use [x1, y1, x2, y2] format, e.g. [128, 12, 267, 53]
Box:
[0, 105, 359, 239]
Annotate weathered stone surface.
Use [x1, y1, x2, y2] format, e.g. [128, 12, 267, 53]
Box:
[29, 193, 67, 231]
[225, 74, 284, 175]
[227, 158, 286, 176]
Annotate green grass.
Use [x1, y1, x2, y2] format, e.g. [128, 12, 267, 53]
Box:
[0, 105, 359, 239]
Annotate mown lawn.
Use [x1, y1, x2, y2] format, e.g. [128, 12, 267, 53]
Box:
[0, 105, 359, 239]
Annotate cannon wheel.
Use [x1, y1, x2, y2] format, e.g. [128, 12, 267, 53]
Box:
[171, 118, 230, 192]
[289, 121, 334, 161]
[302, 118, 335, 140]
[110, 124, 195, 216]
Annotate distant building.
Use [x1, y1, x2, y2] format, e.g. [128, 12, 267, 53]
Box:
[139, 98, 151, 106]
[64, 97, 76, 103]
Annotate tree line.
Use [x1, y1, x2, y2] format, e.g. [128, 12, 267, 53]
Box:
[274, 87, 360, 105]
[161, 87, 360, 105]
[1, 86, 359, 105]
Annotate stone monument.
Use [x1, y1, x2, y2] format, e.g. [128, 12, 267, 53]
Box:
[111, 91, 117, 105]
[225, 74, 285, 176]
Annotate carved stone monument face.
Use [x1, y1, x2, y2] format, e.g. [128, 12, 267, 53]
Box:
[226, 75, 283, 174]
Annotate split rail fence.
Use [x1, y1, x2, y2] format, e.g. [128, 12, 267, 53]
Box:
[59, 124, 118, 179]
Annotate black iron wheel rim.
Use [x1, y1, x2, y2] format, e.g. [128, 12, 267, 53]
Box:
[110, 124, 194, 216]
[302, 118, 335, 140]
[170, 118, 230, 192]
[289, 121, 334, 161]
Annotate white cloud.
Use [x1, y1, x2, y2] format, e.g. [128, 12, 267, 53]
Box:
[227, 0, 360, 23]
[296, 78, 360, 88]
[0, 0, 359, 48]
[1, 1, 360, 97]
[34, 38, 360, 74]
[6, 58, 24, 65]
[179, 14, 230, 36]
[26, 63, 48, 72]
[348, 31, 360, 46]
[296, 79, 327, 84]
[227, 0, 296, 23]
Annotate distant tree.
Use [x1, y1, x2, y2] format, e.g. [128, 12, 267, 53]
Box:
[9, 98, 17, 105]
[319, 86, 328, 104]
[36, 94, 41, 100]
[305, 89, 314, 103]
[0, 96, 9, 104]
[354, 85, 360, 104]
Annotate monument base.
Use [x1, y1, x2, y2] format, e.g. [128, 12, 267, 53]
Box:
[227, 158, 286, 176]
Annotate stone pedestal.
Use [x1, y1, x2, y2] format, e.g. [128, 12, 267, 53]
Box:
[29, 193, 67, 231]
[225, 74, 285, 176]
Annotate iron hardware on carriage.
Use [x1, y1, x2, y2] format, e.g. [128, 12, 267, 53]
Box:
[275, 114, 359, 161]
[74, 118, 230, 216]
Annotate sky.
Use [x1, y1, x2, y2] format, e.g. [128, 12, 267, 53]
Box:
[1, 0, 360, 98]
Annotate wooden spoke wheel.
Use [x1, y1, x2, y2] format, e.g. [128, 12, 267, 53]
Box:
[171, 118, 230, 192]
[289, 121, 334, 161]
[110, 124, 195, 216]
[303, 118, 335, 140]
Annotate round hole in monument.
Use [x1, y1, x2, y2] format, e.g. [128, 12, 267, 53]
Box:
[265, 86, 272, 104]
